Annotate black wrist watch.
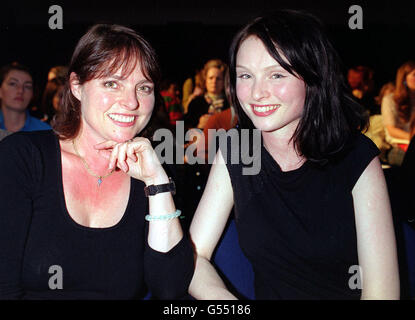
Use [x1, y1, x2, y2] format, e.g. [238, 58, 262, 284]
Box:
[144, 177, 176, 197]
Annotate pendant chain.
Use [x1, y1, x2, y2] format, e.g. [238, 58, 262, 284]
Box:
[72, 139, 115, 186]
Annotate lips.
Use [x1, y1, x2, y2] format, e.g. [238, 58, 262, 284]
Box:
[107, 113, 137, 127]
[251, 104, 280, 117]
[14, 97, 24, 102]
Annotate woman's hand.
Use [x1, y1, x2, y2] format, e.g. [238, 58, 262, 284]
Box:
[94, 137, 166, 185]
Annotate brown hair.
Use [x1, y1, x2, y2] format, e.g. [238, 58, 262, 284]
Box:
[393, 61, 415, 122]
[53, 24, 162, 140]
[0, 62, 33, 86]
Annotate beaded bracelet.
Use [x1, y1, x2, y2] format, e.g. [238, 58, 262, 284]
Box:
[145, 209, 181, 221]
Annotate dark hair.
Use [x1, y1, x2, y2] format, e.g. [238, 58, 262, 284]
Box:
[53, 24, 162, 140]
[41, 77, 65, 122]
[0, 62, 33, 86]
[228, 10, 368, 164]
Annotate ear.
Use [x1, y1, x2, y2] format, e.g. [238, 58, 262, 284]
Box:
[69, 72, 82, 101]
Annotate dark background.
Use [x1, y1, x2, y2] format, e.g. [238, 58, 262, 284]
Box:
[1, 0, 414, 100]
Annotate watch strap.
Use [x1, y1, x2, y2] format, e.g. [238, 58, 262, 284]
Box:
[144, 177, 176, 197]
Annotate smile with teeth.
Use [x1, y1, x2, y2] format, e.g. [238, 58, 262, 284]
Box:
[108, 114, 136, 123]
[251, 104, 280, 112]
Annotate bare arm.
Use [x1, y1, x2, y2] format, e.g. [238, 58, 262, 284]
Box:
[385, 125, 411, 141]
[352, 157, 400, 299]
[188, 149, 237, 299]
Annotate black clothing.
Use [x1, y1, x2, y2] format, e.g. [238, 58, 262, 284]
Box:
[184, 95, 229, 130]
[224, 133, 379, 299]
[0, 130, 194, 300]
[400, 136, 415, 226]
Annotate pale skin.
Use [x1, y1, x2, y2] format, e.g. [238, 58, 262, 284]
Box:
[189, 36, 400, 299]
[60, 60, 182, 253]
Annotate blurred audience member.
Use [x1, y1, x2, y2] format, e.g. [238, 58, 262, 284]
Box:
[47, 65, 68, 82]
[184, 59, 229, 130]
[160, 79, 183, 127]
[0, 62, 50, 132]
[376, 82, 395, 106]
[182, 70, 203, 114]
[381, 61, 415, 165]
[39, 77, 65, 124]
[348, 65, 378, 115]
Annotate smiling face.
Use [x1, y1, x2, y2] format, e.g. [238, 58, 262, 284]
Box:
[0, 70, 33, 112]
[235, 36, 306, 136]
[70, 60, 155, 143]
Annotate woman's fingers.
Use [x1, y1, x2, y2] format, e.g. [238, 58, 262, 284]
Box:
[94, 140, 118, 150]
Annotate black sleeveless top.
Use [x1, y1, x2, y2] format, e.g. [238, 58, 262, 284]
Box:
[224, 132, 379, 299]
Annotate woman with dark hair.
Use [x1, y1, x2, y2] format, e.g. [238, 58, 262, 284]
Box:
[189, 10, 399, 299]
[0, 24, 193, 299]
[0, 62, 51, 132]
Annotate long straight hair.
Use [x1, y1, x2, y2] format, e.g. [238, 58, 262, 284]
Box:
[228, 10, 368, 164]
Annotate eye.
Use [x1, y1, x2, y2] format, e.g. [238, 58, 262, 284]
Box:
[271, 73, 285, 79]
[24, 84, 33, 91]
[237, 74, 251, 80]
[104, 81, 118, 89]
[137, 85, 153, 94]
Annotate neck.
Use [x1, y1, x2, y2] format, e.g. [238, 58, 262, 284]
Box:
[205, 92, 223, 100]
[262, 125, 306, 171]
[1, 106, 27, 132]
[72, 128, 112, 174]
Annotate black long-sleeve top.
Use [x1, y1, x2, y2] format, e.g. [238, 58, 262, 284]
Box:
[0, 130, 194, 300]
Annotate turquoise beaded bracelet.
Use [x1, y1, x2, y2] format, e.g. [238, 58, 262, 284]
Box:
[145, 209, 181, 221]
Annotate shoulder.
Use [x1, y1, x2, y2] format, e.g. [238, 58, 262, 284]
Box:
[25, 115, 52, 131]
[331, 133, 380, 190]
[381, 93, 396, 108]
[0, 130, 56, 154]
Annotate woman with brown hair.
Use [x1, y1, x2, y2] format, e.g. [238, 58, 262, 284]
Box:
[381, 61, 415, 165]
[0, 24, 193, 299]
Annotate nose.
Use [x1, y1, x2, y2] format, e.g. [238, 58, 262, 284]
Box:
[16, 84, 24, 94]
[252, 79, 269, 101]
[121, 89, 139, 110]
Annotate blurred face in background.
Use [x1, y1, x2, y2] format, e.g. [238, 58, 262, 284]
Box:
[347, 70, 363, 90]
[205, 67, 224, 95]
[405, 69, 415, 91]
[53, 85, 64, 111]
[0, 70, 33, 112]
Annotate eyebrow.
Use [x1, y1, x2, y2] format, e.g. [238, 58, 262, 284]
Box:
[236, 64, 286, 71]
[8, 77, 33, 84]
[108, 75, 153, 84]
